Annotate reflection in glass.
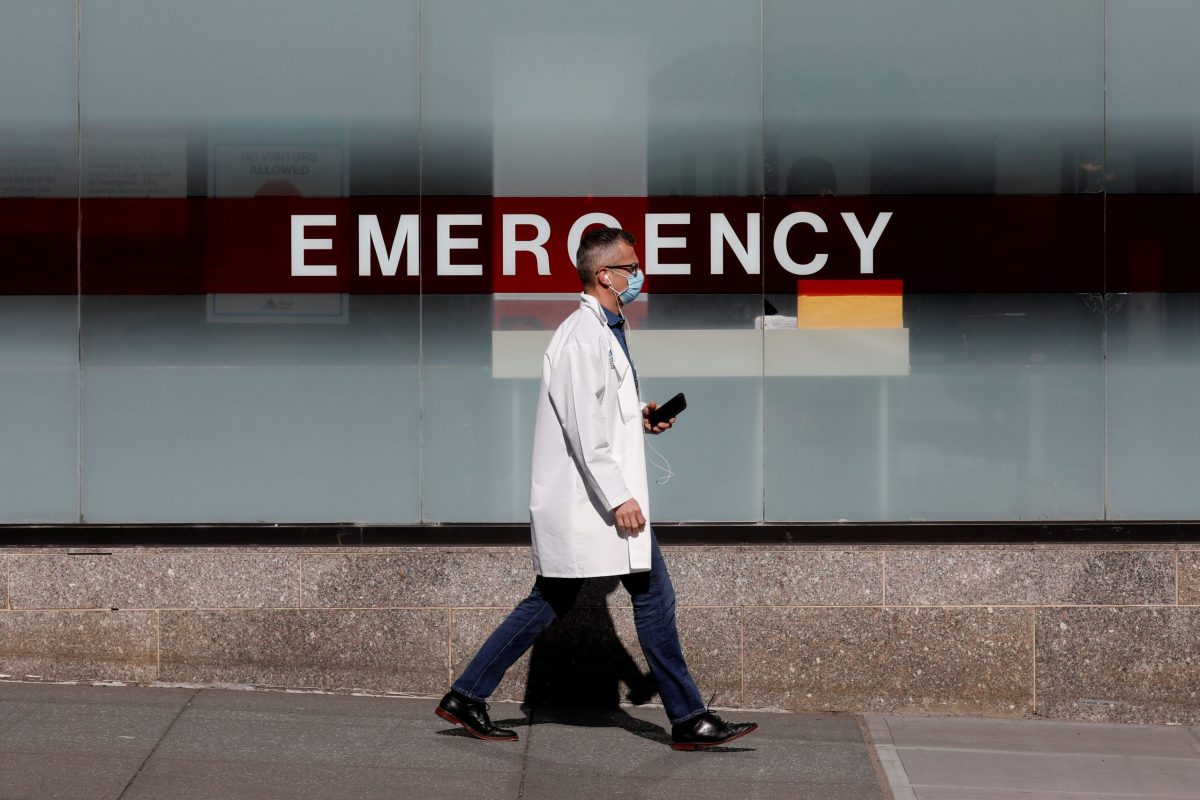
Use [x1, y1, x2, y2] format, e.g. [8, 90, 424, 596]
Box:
[81, 0, 419, 198]
[765, 0, 1104, 195]
[0, 1, 76, 200]
[422, 0, 761, 197]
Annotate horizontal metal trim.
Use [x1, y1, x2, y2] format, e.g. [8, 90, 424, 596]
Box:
[1, 521, 1199, 548]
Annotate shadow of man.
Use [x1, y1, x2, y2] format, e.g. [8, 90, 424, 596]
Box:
[520, 576, 669, 745]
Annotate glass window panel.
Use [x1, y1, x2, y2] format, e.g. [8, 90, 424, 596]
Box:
[0, 0, 77, 201]
[420, 3, 764, 522]
[79, 1, 421, 523]
[80, 296, 420, 523]
[1105, 3, 1200, 517]
[1107, 0, 1200, 194]
[765, 0, 1105, 195]
[764, 294, 1104, 520]
[1106, 293, 1200, 519]
[633, 295, 765, 522]
[0, 1, 78, 522]
[0, 298, 79, 522]
[420, 295, 535, 523]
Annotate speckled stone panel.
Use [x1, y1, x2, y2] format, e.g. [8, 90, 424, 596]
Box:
[302, 547, 871, 611]
[662, 548, 882, 607]
[301, 549, 532, 608]
[0, 610, 157, 682]
[1179, 552, 1200, 605]
[886, 549, 1176, 606]
[450, 605, 742, 710]
[491, 547, 882, 609]
[1036, 606, 1200, 725]
[158, 609, 448, 695]
[10, 552, 300, 610]
[1, 555, 8, 609]
[743, 607, 1033, 716]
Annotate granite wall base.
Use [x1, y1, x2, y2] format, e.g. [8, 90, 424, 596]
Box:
[2, 544, 1198, 724]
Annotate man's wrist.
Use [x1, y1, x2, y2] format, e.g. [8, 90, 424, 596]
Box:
[609, 490, 634, 512]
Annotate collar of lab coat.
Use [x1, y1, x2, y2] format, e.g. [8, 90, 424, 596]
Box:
[579, 292, 634, 381]
[579, 292, 608, 324]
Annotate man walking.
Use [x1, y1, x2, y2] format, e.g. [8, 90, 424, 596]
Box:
[436, 227, 758, 751]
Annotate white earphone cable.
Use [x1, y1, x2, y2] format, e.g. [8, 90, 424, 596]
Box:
[646, 438, 674, 485]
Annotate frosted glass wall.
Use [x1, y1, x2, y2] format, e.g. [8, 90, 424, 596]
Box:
[1, 1, 1198, 524]
[0, 1, 78, 522]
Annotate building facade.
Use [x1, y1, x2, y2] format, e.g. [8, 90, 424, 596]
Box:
[2, 1, 1200, 723]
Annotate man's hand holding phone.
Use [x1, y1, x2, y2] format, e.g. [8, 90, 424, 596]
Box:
[642, 401, 675, 434]
[643, 392, 686, 434]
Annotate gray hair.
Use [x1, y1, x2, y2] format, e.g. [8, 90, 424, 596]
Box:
[575, 227, 636, 288]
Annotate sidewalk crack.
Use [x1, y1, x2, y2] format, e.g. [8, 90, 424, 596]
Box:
[515, 704, 535, 799]
[115, 688, 202, 799]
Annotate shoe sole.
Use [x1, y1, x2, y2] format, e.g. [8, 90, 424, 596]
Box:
[435, 706, 520, 742]
[670, 722, 759, 751]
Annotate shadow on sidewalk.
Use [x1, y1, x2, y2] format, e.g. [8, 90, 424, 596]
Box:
[437, 577, 754, 751]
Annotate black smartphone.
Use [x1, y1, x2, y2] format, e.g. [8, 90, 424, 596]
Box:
[646, 392, 687, 427]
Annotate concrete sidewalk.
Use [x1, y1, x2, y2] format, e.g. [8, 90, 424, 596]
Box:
[866, 713, 1200, 800]
[0, 681, 886, 799]
[2, 681, 1199, 799]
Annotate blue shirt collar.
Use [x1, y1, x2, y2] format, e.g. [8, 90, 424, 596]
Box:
[602, 306, 624, 328]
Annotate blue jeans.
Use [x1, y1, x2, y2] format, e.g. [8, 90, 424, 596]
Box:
[451, 532, 708, 726]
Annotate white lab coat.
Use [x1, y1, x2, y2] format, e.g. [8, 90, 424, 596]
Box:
[528, 293, 652, 577]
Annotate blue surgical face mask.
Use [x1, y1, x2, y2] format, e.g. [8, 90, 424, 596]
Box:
[614, 269, 643, 305]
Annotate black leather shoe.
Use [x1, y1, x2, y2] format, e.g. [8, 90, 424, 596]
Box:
[435, 691, 519, 742]
[670, 711, 758, 750]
